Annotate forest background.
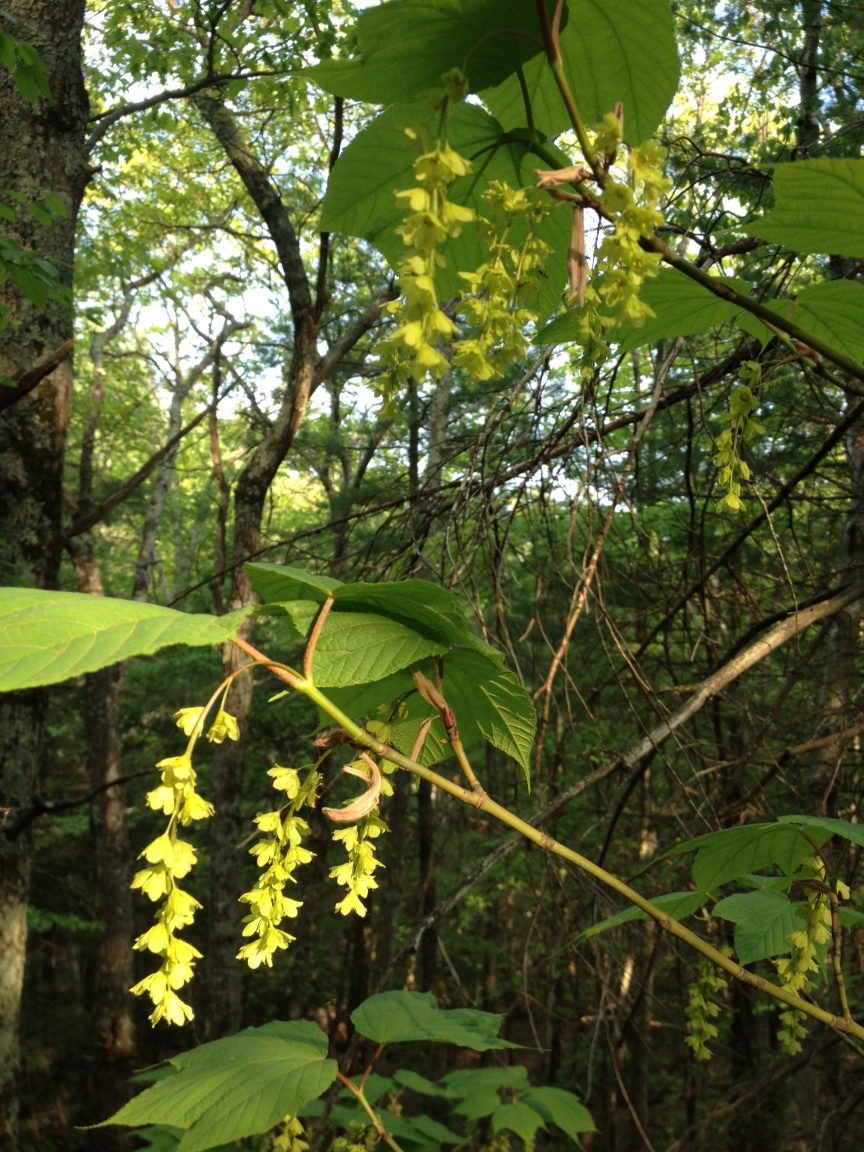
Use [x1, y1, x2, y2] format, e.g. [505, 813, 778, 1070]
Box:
[2, 2, 864, 1151]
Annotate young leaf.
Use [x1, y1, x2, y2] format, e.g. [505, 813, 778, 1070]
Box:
[351, 990, 520, 1050]
[481, 0, 680, 146]
[96, 1021, 337, 1152]
[524, 1086, 596, 1138]
[745, 159, 864, 257]
[575, 890, 708, 942]
[491, 1101, 547, 1145]
[712, 890, 798, 964]
[0, 589, 250, 692]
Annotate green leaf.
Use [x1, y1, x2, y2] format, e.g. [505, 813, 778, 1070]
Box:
[674, 823, 832, 892]
[712, 890, 798, 964]
[350, 991, 520, 1050]
[246, 563, 342, 604]
[98, 1021, 337, 1152]
[443, 1066, 530, 1096]
[249, 562, 503, 663]
[839, 908, 864, 929]
[540, 270, 749, 351]
[0, 589, 250, 692]
[392, 1069, 448, 1097]
[311, 611, 447, 688]
[318, 101, 572, 323]
[776, 814, 864, 850]
[379, 1112, 463, 1148]
[41, 193, 68, 218]
[0, 29, 16, 73]
[745, 159, 864, 256]
[776, 281, 864, 363]
[325, 649, 536, 776]
[307, 0, 555, 104]
[613, 271, 745, 352]
[524, 1086, 596, 1138]
[491, 1101, 547, 1146]
[576, 890, 708, 942]
[481, 0, 679, 145]
[442, 652, 537, 778]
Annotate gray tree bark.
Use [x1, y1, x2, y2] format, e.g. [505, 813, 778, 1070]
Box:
[0, 4, 89, 1147]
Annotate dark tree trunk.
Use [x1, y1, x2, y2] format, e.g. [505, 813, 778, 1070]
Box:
[0, 3, 89, 1147]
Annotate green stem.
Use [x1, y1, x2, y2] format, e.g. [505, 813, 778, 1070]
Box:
[648, 238, 864, 389]
[234, 637, 864, 1045]
[337, 1074, 406, 1152]
[298, 682, 864, 1044]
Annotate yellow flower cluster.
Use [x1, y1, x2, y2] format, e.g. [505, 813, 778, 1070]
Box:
[453, 182, 550, 382]
[380, 134, 475, 393]
[573, 128, 671, 379]
[683, 951, 729, 1060]
[714, 361, 765, 513]
[236, 765, 319, 969]
[330, 810, 388, 917]
[774, 857, 832, 1054]
[130, 706, 230, 1026]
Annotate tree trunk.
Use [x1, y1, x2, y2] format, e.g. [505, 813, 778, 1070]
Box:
[0, 5, 88, 1147]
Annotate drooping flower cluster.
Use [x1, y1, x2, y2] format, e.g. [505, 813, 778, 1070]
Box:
[330, 808, 389, 918]
[236, 764, 320, 969]
[714, 361, 765, 512]
[453, 182, 550, 382]
[130, 706, 230, 1026]
[774, 857, 832, 1054]
[570, 126, 671, 379]
[379, 133, 475, 395]
[684, 950, 729, 1060]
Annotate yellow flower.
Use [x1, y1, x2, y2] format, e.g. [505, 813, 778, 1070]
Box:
[174, 707, 205, 736]
[207, 709, 240, 743]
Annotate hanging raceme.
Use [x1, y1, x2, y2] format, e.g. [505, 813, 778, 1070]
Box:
[774, 857, 834, 1054]
[236, 764, 320, 970]
[130, 704, 228, 1026]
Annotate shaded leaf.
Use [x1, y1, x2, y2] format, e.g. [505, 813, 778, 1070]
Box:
[674, 823, 832, 892]
[524, 1086, 596, 1138]
[491, 1101, 547, 1145]
[712, 890, 798, 964]
[576, 891, 708, 942]
[351, 991, 519, 1050]
[98, 1022, 337, 1152]
[307, 0, 557, 103]
[442, 651, 537, 778]
[777, 814, 864, 850]
[249, 562, 502, 664]
[392, 1069, 448, 1097]
[319, 101, 572, 322]
[482, 0, 679, 145]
